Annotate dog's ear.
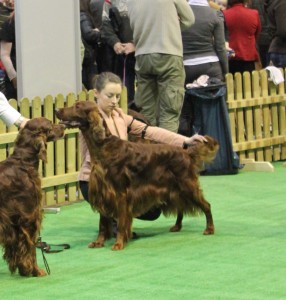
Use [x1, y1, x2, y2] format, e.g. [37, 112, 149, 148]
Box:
[102, 119, 111, 136]
[36, 137, 47, 162]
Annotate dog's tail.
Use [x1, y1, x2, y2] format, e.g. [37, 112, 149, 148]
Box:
[187, 135, 219, 171]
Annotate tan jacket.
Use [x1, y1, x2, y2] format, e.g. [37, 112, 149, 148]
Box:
[78, 107, 187, 181]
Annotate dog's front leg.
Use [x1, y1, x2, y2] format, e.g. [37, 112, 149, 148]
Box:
[112, 209, 132, 251]
[88, 214, 112, 248]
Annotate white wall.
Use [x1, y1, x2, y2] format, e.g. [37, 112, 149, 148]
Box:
[15, 0, 81, 100]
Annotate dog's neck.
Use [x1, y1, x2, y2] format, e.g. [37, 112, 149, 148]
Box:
[81, 124, 121, 164]
[11, 146, 41, 170]
[81, 126, 106, 162]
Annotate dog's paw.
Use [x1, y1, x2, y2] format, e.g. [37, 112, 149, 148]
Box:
[169, 224, 182, 232]
[88, 241, 104, 248]
[203, 226, 215, 235]
[111, 242, 124, 251]
[33, 268, 47, 277]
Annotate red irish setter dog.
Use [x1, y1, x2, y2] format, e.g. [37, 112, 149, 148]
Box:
[56, 101, 219, 251]
[0, 118, 64, 276]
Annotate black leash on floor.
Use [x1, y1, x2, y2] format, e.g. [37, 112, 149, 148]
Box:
[36, 236, 70, 275]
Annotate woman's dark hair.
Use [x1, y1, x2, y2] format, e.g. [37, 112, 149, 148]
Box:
[92, 72, 122, 92]
[80, 0, 92, 13]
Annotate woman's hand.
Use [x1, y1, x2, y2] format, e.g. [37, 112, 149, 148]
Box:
[184, 134, 207, 146]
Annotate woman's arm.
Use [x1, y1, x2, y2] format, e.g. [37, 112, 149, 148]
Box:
[126, 114, 206, 147]
[0, 92, 28, 128]
[80, 13, 101, 45]
[175, 0, 195, 31]
[0, 40, 16, 87]
[213, 16, 229, 75]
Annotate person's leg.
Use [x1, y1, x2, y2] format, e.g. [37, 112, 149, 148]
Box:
[269, 52, 286, 68]
[136, 207, 161, 221]
[178, 92, 193, 136]
[124, 53, 136, 103]
[134, 54, 158, 126]
[185, 62, 223, 85]
[229, 60, 255, 74]
[259, 44, 270, 68]
[156, 54, 185, 132]
[184, 65, 201, 85]
[205, 62, 224, 81]
[4, 74, 17, 100]
[79, 181, 89, 202]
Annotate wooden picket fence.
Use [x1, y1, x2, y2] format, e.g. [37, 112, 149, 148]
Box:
[226, 69, 286, 162]
[0, 70, 285, 206]
[0, 88, 128, 207]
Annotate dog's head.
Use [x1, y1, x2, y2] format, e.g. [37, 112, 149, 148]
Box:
[200, 135, 220, 163]
[16, 117, 65, 162]
[187, 135, 220, 171]
[55, 101, 106, 140]
[55, 101, 98, 129]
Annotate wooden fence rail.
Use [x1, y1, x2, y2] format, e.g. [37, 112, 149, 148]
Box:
[0, 70, 285, 206]
[226, 69, 286, 162]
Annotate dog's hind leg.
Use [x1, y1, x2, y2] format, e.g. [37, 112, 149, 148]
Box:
[194, 192, 215, 235]
[18, 247, 46, 277]
[169, 212, 183, 232]
[89, 214, 112, 248]
[17, 226, 46, 277]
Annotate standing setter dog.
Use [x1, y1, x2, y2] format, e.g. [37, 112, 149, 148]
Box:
[0, 117, 65, 276]
[56, 101, 219, 251]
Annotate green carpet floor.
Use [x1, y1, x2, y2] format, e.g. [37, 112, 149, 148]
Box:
[1, 162, 286, 300]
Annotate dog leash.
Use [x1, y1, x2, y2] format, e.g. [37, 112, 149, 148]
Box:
[123, 55, 127, 88]
[36, 236, 70, 275]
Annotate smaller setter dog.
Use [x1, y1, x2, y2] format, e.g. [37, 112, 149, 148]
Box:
[0, 117, 64, 276]
[56, 101, 219, 251]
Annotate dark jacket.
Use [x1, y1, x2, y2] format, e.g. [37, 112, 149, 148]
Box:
[101, 4, 133, 47]
[265, 0, 286, 54]
[182, 4, 228, 75]
[80, 11, 101, 61]
[251, 0, 271, 47]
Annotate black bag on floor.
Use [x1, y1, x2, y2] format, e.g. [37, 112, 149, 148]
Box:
[185, 82, 239, 175]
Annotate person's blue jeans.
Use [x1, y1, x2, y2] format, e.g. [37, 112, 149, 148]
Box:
[269, 53, 286, 68]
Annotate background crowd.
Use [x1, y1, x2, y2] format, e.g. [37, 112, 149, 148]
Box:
[0, 0, 285, 133]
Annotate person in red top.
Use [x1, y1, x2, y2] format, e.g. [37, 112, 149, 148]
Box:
[223, 0, 261, 74]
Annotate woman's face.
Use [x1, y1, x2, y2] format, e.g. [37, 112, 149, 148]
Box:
[95, 82, 122, 115]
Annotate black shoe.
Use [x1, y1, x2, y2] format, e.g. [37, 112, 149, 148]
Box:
[132, 232, 139, 240]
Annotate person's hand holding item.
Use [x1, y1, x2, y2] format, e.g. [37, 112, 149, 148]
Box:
[225, 42, 235, 58]
[122, 43, 135, 55]
[114, 42, 125, 54]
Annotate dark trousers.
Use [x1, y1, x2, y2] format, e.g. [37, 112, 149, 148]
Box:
[184, 61, 224, 85]
[229, 60, 255, 75]
[79, 181, 161, 221]
[4, 74, 17, 100]
[269, 52, 286, 68]
[114, 53, 136, 103]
